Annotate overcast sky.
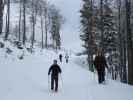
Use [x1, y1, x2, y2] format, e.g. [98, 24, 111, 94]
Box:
[49, 0, 83, 52]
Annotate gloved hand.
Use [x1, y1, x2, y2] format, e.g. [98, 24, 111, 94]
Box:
[48, 73, 50, 75]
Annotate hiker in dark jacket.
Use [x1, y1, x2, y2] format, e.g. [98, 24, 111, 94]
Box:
[65, 54, 69, 63]
[48, 60, 62, 92]
[59, 54, 63, 62]
[94, 49, 108, 84]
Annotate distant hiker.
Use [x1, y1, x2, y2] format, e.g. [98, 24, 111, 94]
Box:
[48, 60, 62, 92]
[65, 54, 69, 63]
[94, 49, 108, 84]
[59, 54, 63, 62]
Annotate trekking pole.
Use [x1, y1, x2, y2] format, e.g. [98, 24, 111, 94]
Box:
[48, 75, 50, 91]
[93, 69, 96, 81]
[107, 69, 109, 83]
[92, 64, 96, 81]
[59, 74, 63, 88]
[105, 68, 109, 84]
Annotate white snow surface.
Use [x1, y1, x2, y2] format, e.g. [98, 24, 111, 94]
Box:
[0, 48, 133, 100]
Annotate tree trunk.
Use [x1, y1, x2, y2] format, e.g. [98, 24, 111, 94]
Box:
[31, 5, 35, 48]
[122, 37, 127, 83]
[41, 14, 44, 49]
[23, 0, 26, 45]
[0, 0, 4, 35]
[89, 0, 94, 72]
[117, 0, 123, 81]
[125, 0, 133, 85]
[117, 0, 127, 82]
[100, 0, 104, 48]
[5, 9, 8, 36]
[44, 8, 48, 48]
[19, 2, 22, 41]
[5, 0, 10, 40]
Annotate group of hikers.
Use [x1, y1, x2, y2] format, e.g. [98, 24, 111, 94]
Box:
[59, 53, 69, 63]
[48, 48, 108, 92]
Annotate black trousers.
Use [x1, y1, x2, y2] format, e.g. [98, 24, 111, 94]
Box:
[59, 58, 62, 62]
[66, 59, 68, 63]
[51, 76, 58, 91]
[97, 71, 105, 84]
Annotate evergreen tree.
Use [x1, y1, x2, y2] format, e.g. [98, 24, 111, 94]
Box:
[50, 7, 63, 50]
[80, 0, 98, 71]
[96, 0, 120, 80]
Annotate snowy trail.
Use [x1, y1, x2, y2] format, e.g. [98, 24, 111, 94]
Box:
[0, 51, 89, 100]
[0, 51, 133, 100]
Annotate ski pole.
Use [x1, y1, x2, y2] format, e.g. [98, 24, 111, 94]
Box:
[93, 70, 95, 81]
[59, 74, 63, 88]
[107, 69, 110, 83]
[105, 68, 109, 84]
[48, 75, 50, 91]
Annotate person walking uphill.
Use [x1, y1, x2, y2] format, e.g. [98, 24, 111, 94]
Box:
[59, 54, 63, 62]
[65, 54, 69, 63]
[48, 60, 62, 92]
[94, 49, 108, 84]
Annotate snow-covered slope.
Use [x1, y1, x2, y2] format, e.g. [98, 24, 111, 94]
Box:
[50, 0, 82, 52]
[0, 48, 133, 100]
